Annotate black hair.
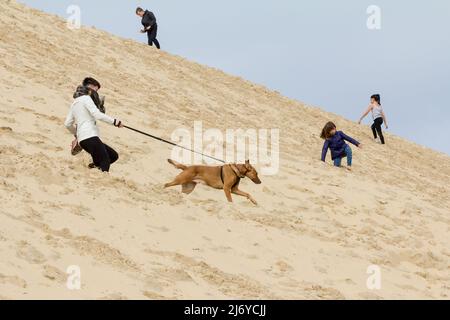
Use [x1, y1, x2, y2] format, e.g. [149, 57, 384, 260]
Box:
[83, 78, 102, 89]
[83, 77, 101, 89]
[320, 122, 337, 140]
[371, 94, 381, 105]
[136, 7, 144, 14]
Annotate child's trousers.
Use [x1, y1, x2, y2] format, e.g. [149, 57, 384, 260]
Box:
[334, 145, 352, 167]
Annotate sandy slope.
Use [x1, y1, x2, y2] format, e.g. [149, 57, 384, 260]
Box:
[0, 0, 449, 299]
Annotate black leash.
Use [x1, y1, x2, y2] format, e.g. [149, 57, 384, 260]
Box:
[124, 125, 226, 164]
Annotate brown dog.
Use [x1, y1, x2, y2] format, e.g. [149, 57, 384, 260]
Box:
[164, 159, 262, 205]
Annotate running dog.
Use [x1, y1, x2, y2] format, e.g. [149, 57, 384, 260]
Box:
[164, 159, 262, 205]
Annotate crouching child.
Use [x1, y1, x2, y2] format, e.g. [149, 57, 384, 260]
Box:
[320, 122, 362, 170]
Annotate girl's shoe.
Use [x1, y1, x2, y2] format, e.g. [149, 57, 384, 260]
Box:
[71, 138, 83, 156]
[88, 163, 98, 169]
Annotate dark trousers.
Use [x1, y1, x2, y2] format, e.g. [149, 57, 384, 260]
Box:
[79, 137, 119, 172]
[147, 24, 160, 49]
[371, 117, 385, 144]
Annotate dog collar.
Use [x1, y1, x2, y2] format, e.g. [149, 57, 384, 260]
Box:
[230, 164, 246, 179]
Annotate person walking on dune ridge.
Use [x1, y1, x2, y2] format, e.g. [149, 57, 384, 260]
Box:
[358, 94, 389, 145]
[321, 122, 362, 170]
[136, 7, 160, 49]
[65, 82, 124, 172]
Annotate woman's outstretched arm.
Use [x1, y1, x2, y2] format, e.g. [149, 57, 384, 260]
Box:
[358, 105, 373, 124]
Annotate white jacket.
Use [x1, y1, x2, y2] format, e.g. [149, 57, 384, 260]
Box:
[65, 95, 118, 142]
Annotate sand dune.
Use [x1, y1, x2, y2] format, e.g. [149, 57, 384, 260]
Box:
[0, 0, 449, 299]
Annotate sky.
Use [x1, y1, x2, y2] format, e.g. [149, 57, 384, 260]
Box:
[20, 0, 450, 155]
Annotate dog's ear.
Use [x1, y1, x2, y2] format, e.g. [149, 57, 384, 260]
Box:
[245, 160, 250, 165]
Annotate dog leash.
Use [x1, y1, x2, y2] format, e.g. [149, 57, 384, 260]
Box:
[124, 125, 226, 164]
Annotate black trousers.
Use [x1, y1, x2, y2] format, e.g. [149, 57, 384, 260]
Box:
[147, 24, 160, 49]
[371, 117, 385, 144]
[79, 136, 119, 172]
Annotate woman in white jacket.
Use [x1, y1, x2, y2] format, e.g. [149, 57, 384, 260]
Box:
[65, 90, 124, 172]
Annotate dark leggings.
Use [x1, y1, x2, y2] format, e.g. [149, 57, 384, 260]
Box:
[79, 137, 119, 172]
[371, 117, 385, 144]
[147, 25, 160, 49]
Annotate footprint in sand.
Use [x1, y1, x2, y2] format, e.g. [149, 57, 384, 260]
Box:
[0, 273, 28, 289]
[16, 241, 46, 265]
[262, 186, 276, 195]
[287, 184, 314, 194]
[275, 260, 293, 273]
[42, 265, 66, 284]
[0, 127, 13, 133]
[142, 291, 169, 299]
[158, 267, 194, 282]
[30, 96, 46, 104]
[0, 117, 15, 124]
[31, 162, 66, 186]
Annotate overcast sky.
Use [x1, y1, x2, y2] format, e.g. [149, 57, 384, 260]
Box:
[20, 0, 450, 155]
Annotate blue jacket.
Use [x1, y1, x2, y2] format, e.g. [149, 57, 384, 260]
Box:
[321, 131, 360, 161]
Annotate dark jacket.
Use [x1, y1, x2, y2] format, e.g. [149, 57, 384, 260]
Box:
[142, 10, 157, 29]
[321, 131, 360, 161]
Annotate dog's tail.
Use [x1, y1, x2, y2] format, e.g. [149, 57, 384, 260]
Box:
[167, 159, 188, 171]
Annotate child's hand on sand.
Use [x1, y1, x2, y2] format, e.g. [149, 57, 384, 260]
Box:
[358, 144, 363, 149]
